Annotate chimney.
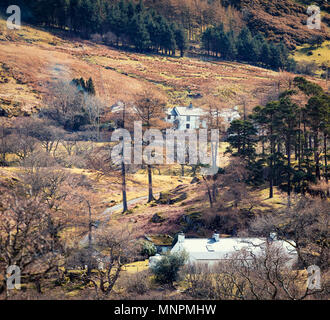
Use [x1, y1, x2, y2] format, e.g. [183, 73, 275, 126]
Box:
[269, 232, 278, 241]
[213, 231, 220, 242]
[178, 232, 185, 243]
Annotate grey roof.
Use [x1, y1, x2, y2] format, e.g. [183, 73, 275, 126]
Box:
[171, 237, 297, 261]
[167, 106, 207, 117]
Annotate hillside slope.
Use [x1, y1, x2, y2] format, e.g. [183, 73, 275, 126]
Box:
[143, 0, 329, 48]
[0, 17, 328, 117]
[239, 0, 330, 49]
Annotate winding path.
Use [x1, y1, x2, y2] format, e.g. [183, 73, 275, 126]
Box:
[79, 193, 160, 247]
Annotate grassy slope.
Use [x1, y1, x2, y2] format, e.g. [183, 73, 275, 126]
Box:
[0, 18, 298, 117]
[292, 40, 330, 74]
[241, 0, 329, 48]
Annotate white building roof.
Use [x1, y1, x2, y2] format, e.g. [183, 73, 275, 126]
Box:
[175, 106, 207, 117]
[167, 105, 206, 117]
[171, 235, 297, 261]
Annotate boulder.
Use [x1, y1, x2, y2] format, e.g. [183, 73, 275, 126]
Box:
[190, 177, 200, 184]
[0, 107, 8, 117]
[151, 213, 165, 223]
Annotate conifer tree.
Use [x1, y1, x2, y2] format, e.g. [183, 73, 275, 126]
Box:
[174, 25, 187, 57]
[260, 42, 271, 67]
[86, 77, 96, 95]
[278, 93, 299, 203]
[131, 13, 151, 52]
[251, 102, 283, 198]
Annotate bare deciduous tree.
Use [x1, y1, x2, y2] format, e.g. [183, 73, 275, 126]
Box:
[134, 90, 167, 202]
[7, 117, 39, 161]
[82, 228, 138, 299]
[251, 197, 329, 271]
[0, 183, 65, 296]
[185, 242, 327, 300]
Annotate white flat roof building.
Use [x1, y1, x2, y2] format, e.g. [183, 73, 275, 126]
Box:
[171, 232, 297, 267]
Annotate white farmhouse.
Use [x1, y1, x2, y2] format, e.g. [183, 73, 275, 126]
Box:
[166, 104, 241, 130]
[170, 232, 297, 267]
[166, 104, 207, 130]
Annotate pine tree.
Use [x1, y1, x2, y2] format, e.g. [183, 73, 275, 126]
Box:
[222, 33, 237, 60]
[252, 102, 283, 198]
[260, 42, 271, 67]
[174, 25, 187, 57]
[202, 28, 213, 56]
[86, 77, 96, 95]
[278, 93, 299, 203]
[227, 119, 257, 160]
[305, 94, 328, 180]
[146, 13, 158, 52]
[269, 43, 282, 70]
[131, 13, 151, 52]
[237, 27, 253, 62]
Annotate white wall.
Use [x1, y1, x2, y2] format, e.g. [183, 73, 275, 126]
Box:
[167, 113, 206, 130]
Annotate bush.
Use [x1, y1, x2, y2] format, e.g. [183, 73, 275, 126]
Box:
[295, 61, 319, 76]
[139, 240, 157, 258]
[184, 264, 216, 299]
[125, 271, 151, 295]
[150, 251, 188, 285]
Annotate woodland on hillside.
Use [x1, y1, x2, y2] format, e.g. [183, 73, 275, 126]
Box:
[1, 0, 328, 70]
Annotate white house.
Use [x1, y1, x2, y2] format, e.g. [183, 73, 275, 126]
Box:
[170, 232, 298, 267]
[166, 104, 207, 130]
[219, 106, 241, 124]
[166, 104, 241, 130]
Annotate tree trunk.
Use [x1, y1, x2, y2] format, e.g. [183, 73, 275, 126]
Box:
[298, 112, 302, 170]
[314, 132, 320, 180]
[122, 161, 128, 212]
[203, 176, 213, 208]
[269, 122, 274, 199]
[324, 132, 328, 183]
[287, 136, 291, 206]
[147, 164, 154, 202]
[212, 182, 217, 201]
[87, 201, 93, 277]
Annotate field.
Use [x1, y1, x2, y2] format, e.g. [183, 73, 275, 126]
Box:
[293, 40, 330, 65]
[291, 40, 330, 77]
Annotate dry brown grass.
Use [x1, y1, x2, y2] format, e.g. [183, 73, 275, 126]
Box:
[2, 18, 327, 118]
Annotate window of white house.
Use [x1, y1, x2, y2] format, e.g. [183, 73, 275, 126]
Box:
[186, 124, 190, 129]
[168, 115, 171, 120]
[186, 116, 190, 121]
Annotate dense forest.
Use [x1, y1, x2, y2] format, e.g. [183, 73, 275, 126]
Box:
[201, 25, 296, 70]
[1, 0, 187, 56]
[1, 0, 318, 71]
